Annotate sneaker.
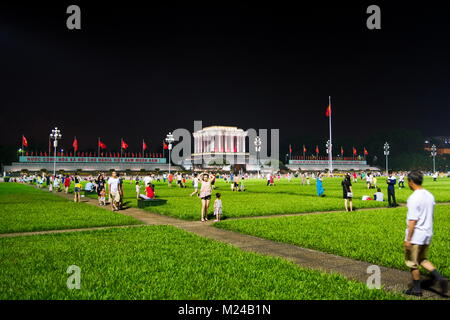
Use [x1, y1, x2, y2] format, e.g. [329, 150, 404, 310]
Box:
[403, 288, 423, 297]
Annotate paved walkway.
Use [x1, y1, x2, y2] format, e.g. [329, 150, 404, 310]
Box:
[5, 190, 449, 299]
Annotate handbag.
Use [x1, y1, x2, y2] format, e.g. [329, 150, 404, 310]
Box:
[347, 192, 353, 198]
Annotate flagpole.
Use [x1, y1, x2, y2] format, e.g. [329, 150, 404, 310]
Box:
[328, 96, 333, 175]
[98, 138, 100, 157]
[120, 138, 123, 158]
[74, 136, 76, 157]
[21, 135, 24, 157]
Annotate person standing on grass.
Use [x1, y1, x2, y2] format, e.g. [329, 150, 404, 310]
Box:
[96, 173, 106, 205]
[190, 174, 199, 196]
[199, 172, 214, 222]
[214, 193, 222, 221]
[403, 170, 448, 297]
[135, 181, 141, 199]
[63, 175, 71, 194]
[387, 170, 398, 207]
[341, 173, 353, 211]
[316, 173, 325, 197]
[108, 171, 121, 211]
[73, 175, 82, 203]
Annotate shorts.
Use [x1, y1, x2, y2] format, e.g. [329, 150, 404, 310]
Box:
[74, 187, 81, 192]
[201, 195, 211, 200]
[110, 192, 121, 203]
[405, 244, 429, 269]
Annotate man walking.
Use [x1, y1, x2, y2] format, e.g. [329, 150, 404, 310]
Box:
[387, 170, 397, 207]
[108, 171, 121, 211]
[403, 170, 447, 297]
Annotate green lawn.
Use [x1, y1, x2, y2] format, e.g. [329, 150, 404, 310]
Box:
[0, 225, 405, 300]
[0, 183, 141, 234]
[87, 176, 450, 220]
[215, 205, 450, 278]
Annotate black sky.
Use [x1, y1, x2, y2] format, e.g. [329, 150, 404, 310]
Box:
[1, 2, 449, 153]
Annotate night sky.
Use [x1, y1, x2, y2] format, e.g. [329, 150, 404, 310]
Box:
[1, 2, 449, 153]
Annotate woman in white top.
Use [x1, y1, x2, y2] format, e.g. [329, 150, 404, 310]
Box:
[199, 172, 215, 222]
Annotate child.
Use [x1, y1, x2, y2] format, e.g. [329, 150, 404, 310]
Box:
[239, 177, 246, 191]
[135, 181, 141, 199]
[214, 193, 222, 221]
[99, 189, 106, 206]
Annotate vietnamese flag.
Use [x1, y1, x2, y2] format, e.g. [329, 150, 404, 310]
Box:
[72, 137, 78, 152]
[98, 139, 107, 149]
[325, 103, 332, 117]
[289, 144, 292, 154]
[315, 145, 319, 154]
[341, 146, 344, 155]
[143, 140, 148, 151]
[121, 139, 129, 150]
[353, 147, 357, 156]
[22, 135, 28, 147]
[163, 141, 169, 150]
[364, 148, 368, 156]
[303, 145, 307, 153]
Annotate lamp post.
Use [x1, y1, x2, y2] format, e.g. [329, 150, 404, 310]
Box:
[431, 144, 437, 173]
[383, 142, 390, 175]
[254, 136, 261, 177]
[49, 127, 62, 176]
[165, 132, 175, 175]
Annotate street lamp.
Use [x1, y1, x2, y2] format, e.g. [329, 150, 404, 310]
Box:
[383, 142, 390, 175]
[431, 144, 437, 173]
[165, 132, 175, 175]
[254, 136, 262, 177]
[49, 127, 62, 176]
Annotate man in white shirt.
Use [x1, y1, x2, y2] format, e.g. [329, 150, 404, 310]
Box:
[403, 170, 447, 297]
[108, 171, 121, 211]
[143, 175, 152, 187]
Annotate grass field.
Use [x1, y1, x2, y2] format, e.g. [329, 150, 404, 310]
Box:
[215, 205, 450, 278]
[0, 183, 141, 234]
[0, 225, 405, 300]
[86, 176, 450, 220]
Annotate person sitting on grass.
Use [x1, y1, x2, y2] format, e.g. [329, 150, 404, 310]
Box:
[239, 177, 246, 191]
[374, 188, 384, 202]
[214, 193, 222, 222]
[145, 183, 155, 199]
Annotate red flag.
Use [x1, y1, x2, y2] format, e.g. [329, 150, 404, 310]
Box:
[364, 148, 368, 156]
[353, 147, 357, 155]
[303, 145, 307, 153]
[325, 103, 332, 117]
[341, 146, 344, 155]
[163, 141, 169, 150]
[289, 144, 292, 153]
[315, 145, 319, 154]
[72, 137, 78, 152]
[22, 135, 28, 147]
[98, 139, 107, 149]
[143, 140, 148, 151]
[121, 139, 129, 150]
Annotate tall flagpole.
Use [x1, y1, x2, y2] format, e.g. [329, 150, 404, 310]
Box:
[120, 138, 123, 158]
[98, 137, 100, 157]
[328, 96, 333, 175]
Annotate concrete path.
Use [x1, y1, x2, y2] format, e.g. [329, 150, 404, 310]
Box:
[6, 190, 448, 299]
